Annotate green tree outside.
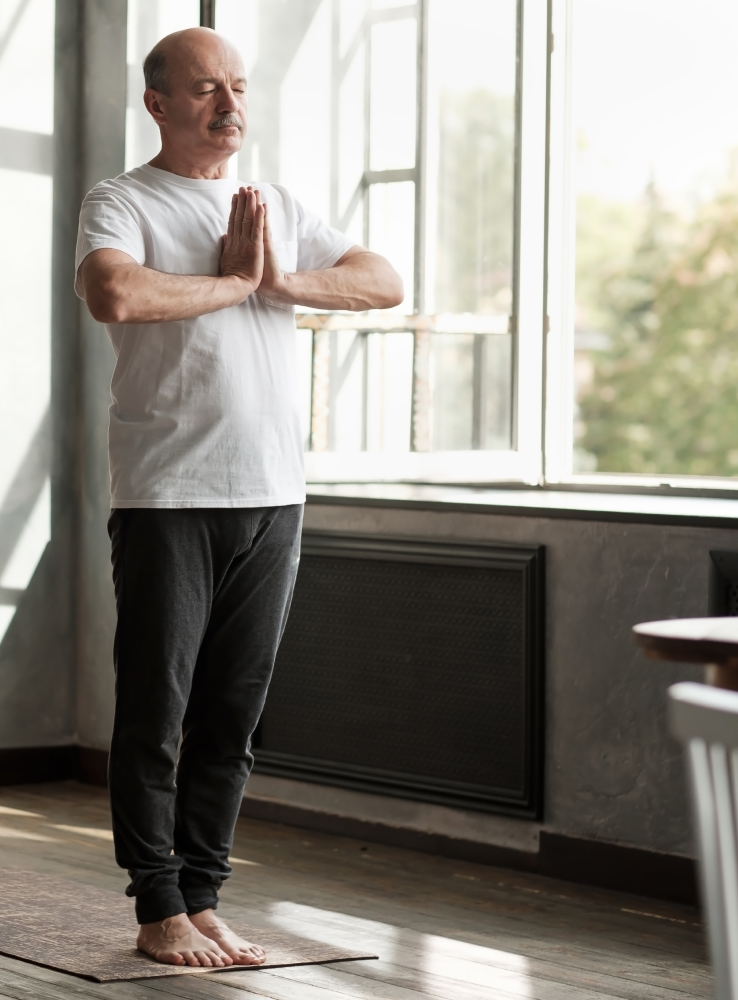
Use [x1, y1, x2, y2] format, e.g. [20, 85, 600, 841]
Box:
[577, 178, 738, 477]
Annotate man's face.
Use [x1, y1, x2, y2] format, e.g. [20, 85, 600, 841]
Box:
[147, 33, 248, 163]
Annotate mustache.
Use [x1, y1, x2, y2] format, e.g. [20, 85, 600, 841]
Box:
[209, 113, 244, 130]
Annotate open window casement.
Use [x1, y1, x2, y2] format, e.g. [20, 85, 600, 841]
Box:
[219, 0, 550, 486]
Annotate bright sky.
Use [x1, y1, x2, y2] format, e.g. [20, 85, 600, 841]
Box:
[432, 0, 517, 95]
[574, 0, 738, 205]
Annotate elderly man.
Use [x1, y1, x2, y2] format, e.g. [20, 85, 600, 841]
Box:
[76, 26, 402, 968]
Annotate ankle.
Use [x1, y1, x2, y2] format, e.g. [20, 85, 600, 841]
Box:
[140, 912, 190, 934]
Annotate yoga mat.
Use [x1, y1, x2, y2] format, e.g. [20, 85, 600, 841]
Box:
[0, 869, 376, 982]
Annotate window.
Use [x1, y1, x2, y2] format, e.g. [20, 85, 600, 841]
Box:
[126, 0, 201, 172]
[548, 0, 738, 488]
[122, 0, 738, 493]
[217, 0, 549, 484]
[0, 0, 55, 641]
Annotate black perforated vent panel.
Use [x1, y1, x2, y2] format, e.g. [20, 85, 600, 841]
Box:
[254, 532, 544, 817]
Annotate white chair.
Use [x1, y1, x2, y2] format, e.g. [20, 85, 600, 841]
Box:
[669, 681, 738, 1000]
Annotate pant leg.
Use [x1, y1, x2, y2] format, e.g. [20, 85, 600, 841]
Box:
[173, 503, 303, 914]
[108, 508, 224, 924]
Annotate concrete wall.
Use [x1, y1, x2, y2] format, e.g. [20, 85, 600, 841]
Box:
[75, 0, 127, 751]
[282, 500, 733, 858]
[0, 0, 125, 750]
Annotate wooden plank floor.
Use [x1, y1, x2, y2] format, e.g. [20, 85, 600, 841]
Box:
[0, 781, 711, 1000]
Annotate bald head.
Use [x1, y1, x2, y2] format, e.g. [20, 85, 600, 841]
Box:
[143, 27, 243, 97]
[142, 27, 248, 179]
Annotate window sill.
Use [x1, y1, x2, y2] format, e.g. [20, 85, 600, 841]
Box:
[306, 482, 738, 528]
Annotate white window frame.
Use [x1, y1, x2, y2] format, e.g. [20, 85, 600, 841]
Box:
[304, 0, 550, 486]
[545, 0, 738, 496]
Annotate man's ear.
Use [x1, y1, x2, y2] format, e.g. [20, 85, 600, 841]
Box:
[144, 89, 167, 125]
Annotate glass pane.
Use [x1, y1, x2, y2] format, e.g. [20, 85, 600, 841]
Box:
[572, 0, 738, 477]
[412, 331, 512, 452]
[427, 0, 517, 318]
[369, 17, 417, 171]
[310, 330, 413, 454]
[126, 0, 201, 171]
[0, 0, 54, 642]
[413, 0, 517, 453]
[337, 19, 365, 228]
[366, 333, 414, 451]
[369, 181, 415, 312]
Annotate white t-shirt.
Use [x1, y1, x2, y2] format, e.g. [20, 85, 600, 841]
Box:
[75, 164, 353, 508]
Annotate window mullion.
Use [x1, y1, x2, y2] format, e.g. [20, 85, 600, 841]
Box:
[413, 0, 428, 315]
[544, 0, 575, 484]
[513, 0, 550, 483]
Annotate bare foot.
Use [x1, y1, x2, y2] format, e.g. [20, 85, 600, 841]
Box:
[137, 912, 234, 967]
[189, 909, 266, 966]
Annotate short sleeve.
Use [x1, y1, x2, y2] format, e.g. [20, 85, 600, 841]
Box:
[75, 183, 146, 298]
[295, 199, 356, 272]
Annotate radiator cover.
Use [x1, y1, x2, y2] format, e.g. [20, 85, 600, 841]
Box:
[253, 531, 545, 818]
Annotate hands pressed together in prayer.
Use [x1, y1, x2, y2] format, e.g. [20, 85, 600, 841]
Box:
[220, 186, 287, 302]
[81, 184, 403, 326]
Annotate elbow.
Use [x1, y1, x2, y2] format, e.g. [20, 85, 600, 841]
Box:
[86, 282, 129, 325]
[376, 270, 404, 309]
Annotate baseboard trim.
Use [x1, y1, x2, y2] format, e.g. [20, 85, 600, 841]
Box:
[0, 746, 78, 785]
[0, 745, 108, 787]
[240, 795, 538, 871]
[538, 831, 698, 907]
[240, 795, 698, 907]
[77, 747, 108, 787]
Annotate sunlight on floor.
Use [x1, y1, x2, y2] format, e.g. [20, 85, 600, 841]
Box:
[0, 824, 58, 842]
[0, 805, 43, 818]
[50, 825, 114, 841]
[267, 900, 533, 997]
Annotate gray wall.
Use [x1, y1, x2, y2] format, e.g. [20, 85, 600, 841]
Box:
[302, 501, 728, 856]
[0, 0, 125, 750]
[76, 0, 128, 751]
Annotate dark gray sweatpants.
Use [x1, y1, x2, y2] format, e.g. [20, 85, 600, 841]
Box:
[107, 504, 303, 924]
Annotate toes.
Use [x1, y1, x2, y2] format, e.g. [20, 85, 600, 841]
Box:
[182, 951, 200, 967]
[155, 950, 186, 966]
[235, 949, 265, 966]
[194, 951, 214, 967]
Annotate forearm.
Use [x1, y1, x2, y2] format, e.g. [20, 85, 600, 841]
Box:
[273, 253, 404, 311]
[85, 265, 253, 325]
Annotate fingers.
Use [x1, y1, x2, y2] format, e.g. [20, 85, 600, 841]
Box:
[251, 201, 265, 245]
[231, 185, 266, 245]
[234, 186, 247, 230]
[262, 201, 272, 247]
[227, 193, 237, 241]
[241, 187, 259, 229]
[241, 186, 254, 232]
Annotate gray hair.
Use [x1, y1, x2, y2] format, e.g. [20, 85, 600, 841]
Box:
[143, 46, 168, 95]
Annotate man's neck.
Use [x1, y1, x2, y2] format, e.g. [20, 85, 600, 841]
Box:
[148, 149, 232, 180]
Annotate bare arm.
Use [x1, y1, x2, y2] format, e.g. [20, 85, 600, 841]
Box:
[257, 206, 404, 311]
[79, 187, 265, 324]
